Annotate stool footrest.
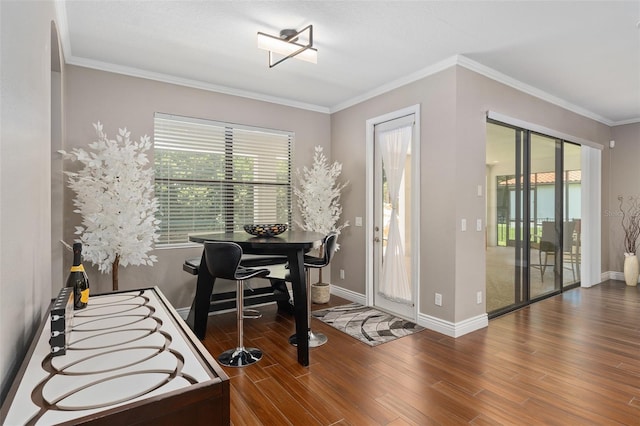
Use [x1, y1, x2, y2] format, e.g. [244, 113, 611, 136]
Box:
[242, 309, 262, 319]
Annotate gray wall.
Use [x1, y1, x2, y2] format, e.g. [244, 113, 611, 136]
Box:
[330, 66, 612, 324]
[608, 123, 640, 271]
[454, 67, 611, 320]
[331, 68, 458, 320]
[0, 0, 57, 401]
[62, 65, 331, 309]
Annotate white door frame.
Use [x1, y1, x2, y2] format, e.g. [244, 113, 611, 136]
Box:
[365, 104, 421, 320]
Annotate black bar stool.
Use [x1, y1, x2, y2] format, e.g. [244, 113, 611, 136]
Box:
[288, 232, 338, 348]
[204, 241, 270, 367]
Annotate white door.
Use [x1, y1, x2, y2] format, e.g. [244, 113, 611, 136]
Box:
[367, 106, 420, 321]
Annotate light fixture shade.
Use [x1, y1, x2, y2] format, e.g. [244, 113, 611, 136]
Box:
[257, 25, 317, 67]
[257, 33, 317, 63]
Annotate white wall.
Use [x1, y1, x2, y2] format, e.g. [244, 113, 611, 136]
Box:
[0, 0, 57, 401]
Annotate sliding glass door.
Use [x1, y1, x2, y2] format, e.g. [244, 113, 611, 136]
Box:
[486, 121, 581, 316]
[529, 133, 561, 299]
[563, 142, 582, 288]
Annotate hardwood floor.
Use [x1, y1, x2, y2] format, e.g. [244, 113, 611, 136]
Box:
[201, 280, 640, 425]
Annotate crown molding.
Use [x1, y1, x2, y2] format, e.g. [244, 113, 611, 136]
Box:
[455, 55, 616, 126]
[51, 2, 638, 125]
[53, 0, 72, 61]
[329, 56, 459, 113]
[65, 56, 331, 114]
[53, 1, 329, 114]
[611, 117, 640, 126]
[331, 54, 640, 126]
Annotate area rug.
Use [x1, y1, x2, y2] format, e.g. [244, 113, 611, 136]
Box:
[312, 303, 424, 346]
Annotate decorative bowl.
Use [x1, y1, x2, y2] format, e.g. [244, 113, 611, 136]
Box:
[243, 223, 288, 237]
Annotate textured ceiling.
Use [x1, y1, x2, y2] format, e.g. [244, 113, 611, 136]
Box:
[56, 1, 640, 125]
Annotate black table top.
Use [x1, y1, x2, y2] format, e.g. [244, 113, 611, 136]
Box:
[188, 231, 325, 251]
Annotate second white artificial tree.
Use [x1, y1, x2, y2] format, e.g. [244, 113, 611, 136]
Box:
[294, 146, 349, 286]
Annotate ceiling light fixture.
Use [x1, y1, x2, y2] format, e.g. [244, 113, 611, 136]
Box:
[257, 24, 317, 68]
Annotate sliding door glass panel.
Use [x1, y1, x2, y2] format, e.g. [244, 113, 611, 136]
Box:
[486, 123, 525, 312]
[563, 142, 581, 287]
[529, 133, 561, 299]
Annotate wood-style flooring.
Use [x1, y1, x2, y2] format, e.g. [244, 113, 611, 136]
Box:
[201, 280, 640, 425]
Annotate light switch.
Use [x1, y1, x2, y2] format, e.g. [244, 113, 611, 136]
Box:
[461, 219, 467, 232]
[355, 216, 363, 227]
[476, 219, 482, 231]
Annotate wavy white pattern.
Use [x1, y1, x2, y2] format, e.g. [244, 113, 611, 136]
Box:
[3, 289, 214, 426]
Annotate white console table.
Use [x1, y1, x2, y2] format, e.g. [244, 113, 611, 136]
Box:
[1, 287, 230, 425]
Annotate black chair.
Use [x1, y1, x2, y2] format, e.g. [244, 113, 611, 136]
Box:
[204, 241, 270, 367]
[531, 221, 578, 282]
[288, 232, 338, 348]
[183, 254, 293, 314]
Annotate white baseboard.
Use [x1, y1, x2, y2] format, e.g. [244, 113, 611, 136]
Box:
[606, 271, 634, 283]
[176, 307, 189, 320]
[608, 271, 623, 282]
[418, 312, 488, 338]
[331, 284, 487, 338]
[328, 284, 367, 305]
[599, 270, 636, 284]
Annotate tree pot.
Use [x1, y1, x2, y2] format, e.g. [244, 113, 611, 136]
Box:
[623, 253, 639, 286]
[311, 282, 331, 304]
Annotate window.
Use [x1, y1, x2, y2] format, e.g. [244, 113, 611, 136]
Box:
[154, 113, 292, 245]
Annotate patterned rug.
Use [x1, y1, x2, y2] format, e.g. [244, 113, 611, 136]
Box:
[312, 303, 424, 346]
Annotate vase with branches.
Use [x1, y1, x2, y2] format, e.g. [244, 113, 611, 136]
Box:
[618, 195, 640, 254]
[294, 146, 348, 288]
[60, 122, 160, 291]
[618, 195, 640, 286]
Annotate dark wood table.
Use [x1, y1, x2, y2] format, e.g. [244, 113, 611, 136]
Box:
[186, 231, 325, 366]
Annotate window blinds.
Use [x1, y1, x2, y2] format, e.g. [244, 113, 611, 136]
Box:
[154, 113, 292, 245]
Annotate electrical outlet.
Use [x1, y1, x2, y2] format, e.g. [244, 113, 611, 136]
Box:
[476, 219, 482, 232]
[435, 293, 442, 306]
[476, 291, 483, 304]
[340, 269, 345, 280]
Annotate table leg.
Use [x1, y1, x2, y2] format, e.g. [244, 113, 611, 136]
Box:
[186, 250, 215, 340]
[288, 249, 309, 366]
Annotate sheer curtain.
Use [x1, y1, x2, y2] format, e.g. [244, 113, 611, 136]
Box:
[378, 125, 412, 303]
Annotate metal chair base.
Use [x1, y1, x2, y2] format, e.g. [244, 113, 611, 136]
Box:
[218, 347, 262, 367]
[288, 330, 328, 347]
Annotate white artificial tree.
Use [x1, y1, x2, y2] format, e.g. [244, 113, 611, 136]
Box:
[60, 122, 160, 291]
[294, 145, 349, 284]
